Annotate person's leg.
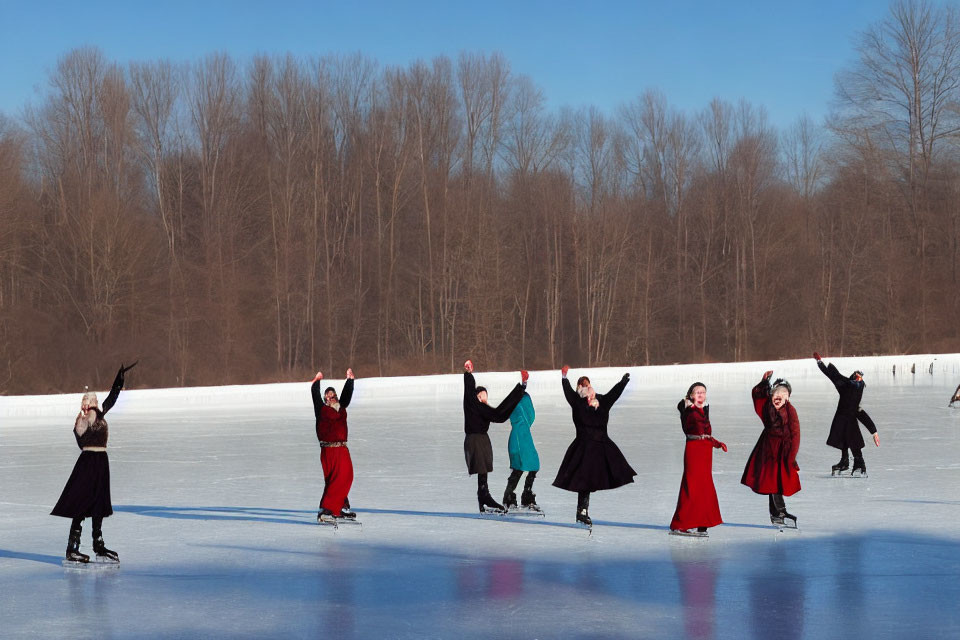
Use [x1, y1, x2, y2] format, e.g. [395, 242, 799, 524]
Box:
[851, 446, 866, 474]
[576, 491, 592, 525]
[91, 516, 118, 561]
[66, 517, 88, 562]
[521, 471, 539, 508]
[832, 447, 849, 474]
[503, 469, 522, 508]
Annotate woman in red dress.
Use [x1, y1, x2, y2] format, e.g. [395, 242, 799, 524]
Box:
[669, 382, 726, 535]
[740, 371, 801, 526]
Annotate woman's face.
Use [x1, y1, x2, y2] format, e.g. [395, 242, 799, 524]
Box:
[772, 388, 789, 409]
[691, 386, 706, 407]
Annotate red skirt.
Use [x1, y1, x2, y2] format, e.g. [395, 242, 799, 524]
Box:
[670, 440, 722, 530]
[319, 446, 354, 516]
[740, 433, 800, 496]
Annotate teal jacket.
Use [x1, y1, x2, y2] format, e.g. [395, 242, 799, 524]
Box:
[507, 393, 540, 471]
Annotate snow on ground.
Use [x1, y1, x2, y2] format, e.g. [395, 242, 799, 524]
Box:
[2, 354, 960, 639]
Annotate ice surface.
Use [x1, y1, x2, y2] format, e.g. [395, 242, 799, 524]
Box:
[2, 355, 960, 639]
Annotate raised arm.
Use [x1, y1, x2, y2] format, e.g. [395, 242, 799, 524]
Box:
[817, 360, 847, 389]
[599, 373, 630, 410]
[339, 376, 355, 409]
[488, 383, 526, 423]
[561, 376, 579, 407]
[102, 361, 136, 415]
[752, 371, 773, 417]
[310, 372, 324, 420]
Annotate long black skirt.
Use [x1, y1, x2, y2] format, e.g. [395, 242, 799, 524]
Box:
[464, 433, 494, 475]
[51, 451, 113, 519]
[553, 436, 636, 492]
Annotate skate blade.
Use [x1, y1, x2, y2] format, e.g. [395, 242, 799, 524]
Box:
[62, 559, 119, 571]
[669, 530, 708, 538]
[505, 507, 545, 518]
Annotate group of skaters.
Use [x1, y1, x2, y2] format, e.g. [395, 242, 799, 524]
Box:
[51, 352, 882, 564]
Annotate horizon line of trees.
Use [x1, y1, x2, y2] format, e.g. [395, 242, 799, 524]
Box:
[1, 0, 959, 394]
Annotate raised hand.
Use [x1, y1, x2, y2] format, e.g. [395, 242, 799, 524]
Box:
[312, 371, 324, 383]
[763, 370, 774, 380]
[464, 359, 474, 373]
[346, 368, 355, 380]
[561, 365, 570, 378]
[521, 370, 529, 383]
[813, 352, 822, 362]
[622, 372, 630, 383]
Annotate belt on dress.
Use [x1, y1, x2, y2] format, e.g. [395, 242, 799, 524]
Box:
[82, 446, 107, 452]
[685, 435, 711, 441]
[319, 441, 347, 448]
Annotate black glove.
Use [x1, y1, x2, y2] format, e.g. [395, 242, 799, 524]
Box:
[115, 361, 139, 388]
[622, 372, 630, 383]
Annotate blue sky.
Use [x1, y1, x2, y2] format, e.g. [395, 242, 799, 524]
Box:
[0, 1, 891, 130]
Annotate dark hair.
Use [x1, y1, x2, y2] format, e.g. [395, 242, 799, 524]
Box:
[849, 370, 864, 380]
[686, 382, 706, 400]
[576, 376, 591, 388]
[475, 386, 487, 395]
[772, 378, 792, 395]
[324, 386, 337, 396]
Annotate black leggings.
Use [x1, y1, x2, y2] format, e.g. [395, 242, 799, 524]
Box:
[71, 516, 104, 537]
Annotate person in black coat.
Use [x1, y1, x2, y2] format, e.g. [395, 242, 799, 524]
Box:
[462, 359, 528, 513]
[52, 362, 136, 563]
[552, 366, 636, 526]
[814, 352, 880, 476]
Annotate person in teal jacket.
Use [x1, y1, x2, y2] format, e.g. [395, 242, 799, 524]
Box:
[502, 392, 541, 511]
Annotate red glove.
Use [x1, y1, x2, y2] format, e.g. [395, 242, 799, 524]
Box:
[813, 352, 822, 361]
[312, 371, 323, 382]
[561, 365, 570, 377]
[521, 370, 529, 383]
[763, 370, 773, 380]
[712, 438, 727, 452]
[464, 360, 474, 373]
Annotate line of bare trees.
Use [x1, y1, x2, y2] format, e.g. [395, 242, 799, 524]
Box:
[1, 0, 958, 394]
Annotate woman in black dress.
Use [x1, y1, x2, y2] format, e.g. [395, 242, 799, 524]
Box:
[52, 362, 135, 563]
[552, 366, 636, 526]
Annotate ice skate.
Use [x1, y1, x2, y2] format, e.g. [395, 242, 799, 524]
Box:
[520, 489, 542, 512]
[478, 490, 507, 514]
[339, 507, 358, 520]
[317, 508, 338, 525]
[64, 527, 89, 565]
[831, 456, 849, 476]
[92, 535, 119, 563]
[576, 507, 592, 528]
[502, 490, 518, 510]
[669, 528, 708, 538]
[851, 458, 867, 477]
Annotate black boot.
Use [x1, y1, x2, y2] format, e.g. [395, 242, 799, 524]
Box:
[317, 507, 337, 524]
[852, 457, 867, 476]
[340, 497, 357, 520]
[478, 480, 506, 514]
[576, 491, 592, 526]
[831, 452, 849, 475]
[770, 494, 797, 527]
[66, 525, 89, 563]
[521, 472, 540, 511]
[502, 469, 521, 510]
[92, 534, 119, 563]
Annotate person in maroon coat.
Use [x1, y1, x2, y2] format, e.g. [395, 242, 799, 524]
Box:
[740, 371, 801, 526]
[669, 382, 726, 535]
[311, 368, 357, 523]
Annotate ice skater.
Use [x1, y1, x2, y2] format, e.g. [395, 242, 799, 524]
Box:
[52, 362, 136, 564]
[669, 382, 726, 537]
[462, 360, 528, 513]
[553, 366, 636, 527]
[502, 390, 540, 512]
[814, 352, 880, 476]
[740, 371, 801, 528]
[311, 368, 358, 523]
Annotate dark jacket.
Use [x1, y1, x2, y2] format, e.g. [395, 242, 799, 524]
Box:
[312, 378, 354, 443]
[73, 368, 124, 449]
[462, 372, 525, 435]
[818, 361, 876, 450]
[562, 375, 628, 441]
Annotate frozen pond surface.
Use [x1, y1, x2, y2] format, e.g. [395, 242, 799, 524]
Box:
[2, 355, 960, 639]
